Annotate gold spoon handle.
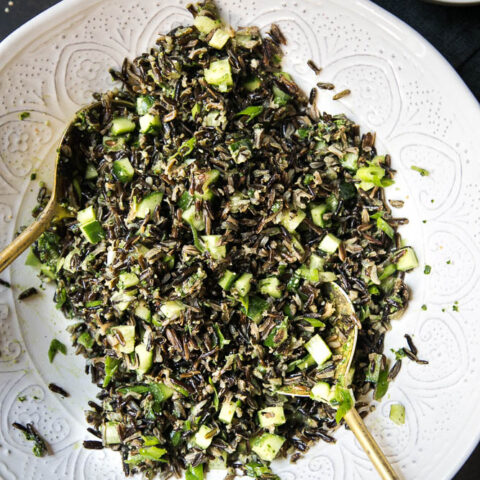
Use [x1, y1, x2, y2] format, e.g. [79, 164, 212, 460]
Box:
[344, 408, 400, 480]
[0, 199, 56, 274]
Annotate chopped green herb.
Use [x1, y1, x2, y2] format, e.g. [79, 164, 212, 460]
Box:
[48, 339, 67, 363]
[389, 403, 405, 425]
[186, 464, 204, 480]
[391, 348, 406, 360]
[410, 165, 429, 176]
[421, 304, 427, 311]
[374, 365, 390, 400]
[424, 265, 431, 274]
[19, 112, 30, 120]
[236, 105, 263, 122]
[12, 423, 47, 457]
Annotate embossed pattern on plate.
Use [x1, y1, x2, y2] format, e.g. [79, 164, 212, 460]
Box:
[0, 1, 479, 479]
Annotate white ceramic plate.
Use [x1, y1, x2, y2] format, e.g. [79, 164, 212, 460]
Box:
[0, 0, 479, 479]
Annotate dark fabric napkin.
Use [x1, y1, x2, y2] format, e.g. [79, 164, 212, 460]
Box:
[373, 0, 480, 100]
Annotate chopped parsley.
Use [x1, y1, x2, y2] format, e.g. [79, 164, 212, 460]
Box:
[410, 165, 429, 176]
[48, 338, 67, 363]
[424, 265, 431, 274]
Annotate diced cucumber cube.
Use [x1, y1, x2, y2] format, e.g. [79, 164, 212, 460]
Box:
[310, 381, 331, 402]
[250, 433, 285, 462]
[149, 383, 174, 402]
[139, 113, 161, 134]
[318, 272, 337, 282]
[135, 192, 163, 218]
[160, 300, 186, 319]
[319, 233, 341, 253]
[85, 164, 98, 180]
[77, 206, 97, 225]
[111, 117, 136, 135]
[219, 399, 238, 424]
[103, 136, 126, 152]
[310, 203, 328, 227]
[219, 270, 237, 291]
[111, 325, 136, 354]
[379, 263, 396, 281]
[389, 403, 405, 425]
[193, 425, 215, 449]
[209, 453, 227, 470]
[396, 247, 418, 271]
[243, 76, 261, 91]
[118, 272, 139, 289]
[134, 301, 151, 322]
[204, 110, 226, 128]
[258, 406, 286, 428]
[135, 343, 153, 375]
[233, 273, 253, 297]
[204, 59, 233, 92]
[136, 95, 155, 115]
[194, 169, 220, 200]
[201, 235, 226, 260]
[111, 291, 135, 312]
[193, 15, 220, 34]
[80, 220, 105, 244]
[191, 102, 201, 119]
[25, 248, 42, 268]
[298, 354, 316, 370]
[112, 158, 135, 183]
[305, 334, 332, 366]
[365, 353, 383, 383]
[104, 421, 121, 445]
[229, 191, 250, 212]
[272, 85, 291, 107]
[297, 263, 319, 283]
[209, 28, 231, 49]
[309, 254, 324, 271]
[77, 331, 94, 350]
[182, 204, 205, 231]
[258, 277, 282, 299]
[340, 152, 358, 172]
[281, 209, 306, 233]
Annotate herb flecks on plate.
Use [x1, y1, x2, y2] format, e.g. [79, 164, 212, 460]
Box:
[27, 1, 415, 477]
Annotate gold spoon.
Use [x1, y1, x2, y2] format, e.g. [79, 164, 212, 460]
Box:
[0, 101, 124, 274]
[0, 146, 63, 273]
[278, 283, 399, 479]
[325, 282, 400, 480]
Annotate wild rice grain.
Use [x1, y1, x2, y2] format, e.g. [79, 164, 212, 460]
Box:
[48, 383, 70, 397]
[18, 287, 38, 300]
[307, 59, 322, 75]
[317, 82, 335, 90]
[404, 334, 418, 356]
[83, 440, 104, 450]
[333, 89, 351, 100]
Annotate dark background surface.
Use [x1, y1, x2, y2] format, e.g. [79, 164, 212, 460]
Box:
[0, 0, 479, 478]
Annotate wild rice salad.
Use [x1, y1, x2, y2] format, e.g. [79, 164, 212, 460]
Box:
[28, 1, 418, 478]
